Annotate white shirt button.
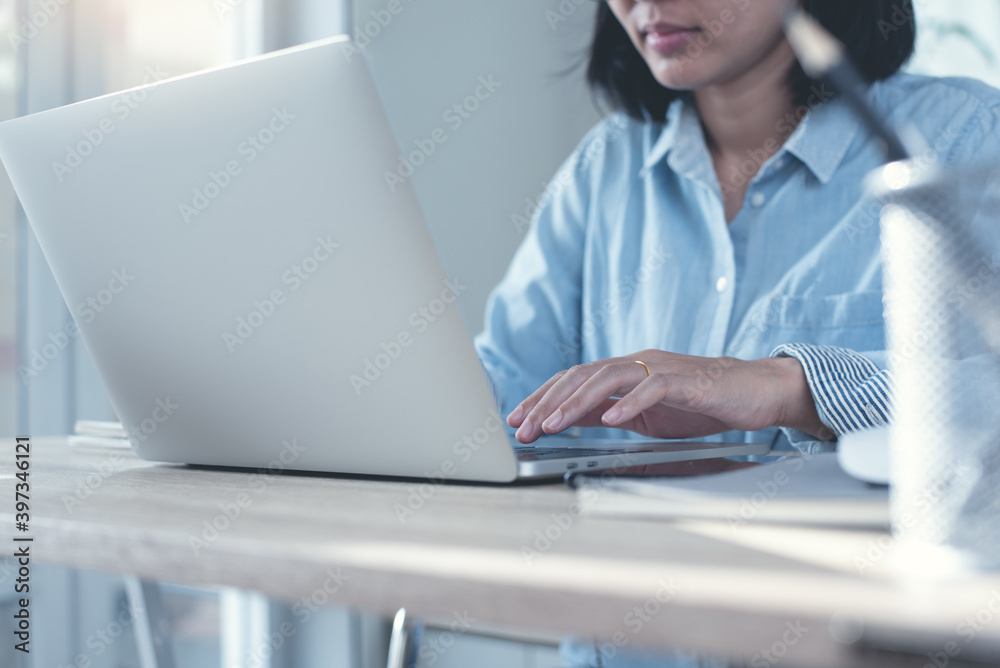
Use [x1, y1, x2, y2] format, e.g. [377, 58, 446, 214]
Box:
[750, 192, 766, 208]
[775, 158, 786, 169]
[716, 276, 729, 292]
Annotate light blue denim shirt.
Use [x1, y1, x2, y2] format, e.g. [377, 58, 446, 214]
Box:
[474, 73, 1000, 465]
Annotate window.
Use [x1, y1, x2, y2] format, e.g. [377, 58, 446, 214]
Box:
[6, 0, 346, 436]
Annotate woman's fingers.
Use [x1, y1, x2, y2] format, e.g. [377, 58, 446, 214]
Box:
[508, 356, 676, 442]
[506, 351, 787, 442]
[510, 360, 640, 442]
[600, 372, 700, 426]
[505, 372, 565, 429]
[513, 366, 594, 442]
[565, 397, 620, 428]
[517, 361, 650, 443]
[539, 362, 643, 434]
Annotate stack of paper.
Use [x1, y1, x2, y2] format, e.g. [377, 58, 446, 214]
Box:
[576, 454, 889, 528]
[69, 420, 132, 449]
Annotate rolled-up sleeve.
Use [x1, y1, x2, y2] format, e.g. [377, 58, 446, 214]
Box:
[770, 90, 1000, 456]
[770, 343, 895, 454]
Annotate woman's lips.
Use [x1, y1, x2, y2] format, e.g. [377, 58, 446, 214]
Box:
[643, 26, 700, 54]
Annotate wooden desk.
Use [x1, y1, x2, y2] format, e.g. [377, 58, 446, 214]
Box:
[4, 438, 1000, 667]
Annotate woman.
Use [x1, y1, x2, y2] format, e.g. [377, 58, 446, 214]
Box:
[476, 0, 1000, 453]
[475, 0, 1000, 665]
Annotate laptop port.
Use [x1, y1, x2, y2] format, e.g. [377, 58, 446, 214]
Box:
[566, 462, 578, 469]
[586, 460, 598, 468]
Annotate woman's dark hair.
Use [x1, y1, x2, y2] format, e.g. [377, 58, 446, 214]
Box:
[586, 0, 917, 122]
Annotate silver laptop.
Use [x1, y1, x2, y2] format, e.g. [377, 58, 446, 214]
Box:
[0, 36, 769, 481]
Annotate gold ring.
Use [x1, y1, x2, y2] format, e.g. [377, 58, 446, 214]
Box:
[635, 360, 651, 377]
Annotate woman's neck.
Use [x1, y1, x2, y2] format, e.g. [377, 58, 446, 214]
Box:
[693, 38, 801, 222]
[694, 40, 800, 163]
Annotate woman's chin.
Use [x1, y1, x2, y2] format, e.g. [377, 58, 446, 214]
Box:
[649, 73, 698, 94]
[646, 62, 708, 93]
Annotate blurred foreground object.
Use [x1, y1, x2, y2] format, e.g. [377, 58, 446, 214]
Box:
[871, 159, 1000, 573]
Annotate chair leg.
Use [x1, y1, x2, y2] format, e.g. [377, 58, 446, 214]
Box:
[385, 607, 423, 668]
[124, 576, 177, 668]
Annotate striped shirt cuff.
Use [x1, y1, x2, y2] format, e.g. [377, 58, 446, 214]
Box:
[770, 343, 896, 439]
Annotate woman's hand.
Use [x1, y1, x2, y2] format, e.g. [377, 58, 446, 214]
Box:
[506, 350, 834, 443]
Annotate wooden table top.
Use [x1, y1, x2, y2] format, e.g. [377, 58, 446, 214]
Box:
[4, 437, 999, 667]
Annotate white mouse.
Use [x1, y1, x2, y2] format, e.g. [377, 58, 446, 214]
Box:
[837, 426, 891, 485]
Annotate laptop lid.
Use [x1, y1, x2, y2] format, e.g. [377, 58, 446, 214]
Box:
[0, 37, 522, 482]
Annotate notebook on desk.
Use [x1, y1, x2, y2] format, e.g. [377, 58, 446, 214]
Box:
[0, 37, 770, 481]
[575, 453, 889, 528]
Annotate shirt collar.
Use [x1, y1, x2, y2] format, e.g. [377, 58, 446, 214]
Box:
[781, 89, 862, 184]
[639, 90, 862, 186]
[639, 98, 698, 179]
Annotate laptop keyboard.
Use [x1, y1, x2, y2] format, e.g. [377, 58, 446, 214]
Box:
[513, 445, 617, 454]
[513, 445, 654, 460]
